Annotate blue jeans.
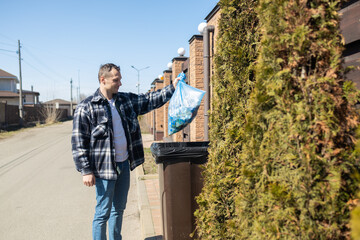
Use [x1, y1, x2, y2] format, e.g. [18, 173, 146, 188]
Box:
[92, 161, 130, 240]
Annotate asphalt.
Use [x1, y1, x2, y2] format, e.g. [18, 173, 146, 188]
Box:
[0, 121, 155, 240]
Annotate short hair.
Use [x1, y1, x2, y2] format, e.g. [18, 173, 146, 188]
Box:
[98, 63, 121, 82]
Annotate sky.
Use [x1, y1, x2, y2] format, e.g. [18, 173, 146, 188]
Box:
[0, 0, 219, 102]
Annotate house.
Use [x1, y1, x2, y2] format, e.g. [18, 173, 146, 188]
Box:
[0, 68, 40, 106]
[22, 88, 40, 106]
[43, 98, 76, 117]
[0, 68, 19, 105]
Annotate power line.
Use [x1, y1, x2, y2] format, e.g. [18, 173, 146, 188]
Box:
[0, 42, 17, 47]
[0, 33, 17, 43]
[0, 48, 16, 53]
[22, 46, 68, 81]
[0, 51, 18, 59]
[21, 41, 97, 65]
[0, 41, 67, 82]
[22, 59, 59, 81]
[0, 35, 91, 64]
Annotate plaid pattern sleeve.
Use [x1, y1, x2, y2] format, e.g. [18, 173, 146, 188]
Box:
[116, 84, 175, 171]
[133, 84, 175, 116]
[71, 102, 93, 176]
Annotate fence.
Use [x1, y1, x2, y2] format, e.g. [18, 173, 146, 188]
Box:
[0, 102, 68, 129]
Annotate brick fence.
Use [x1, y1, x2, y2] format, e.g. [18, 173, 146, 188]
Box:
[0, 102, 68, 129]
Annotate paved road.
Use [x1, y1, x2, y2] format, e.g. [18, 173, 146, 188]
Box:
[0, 121, 141, 240]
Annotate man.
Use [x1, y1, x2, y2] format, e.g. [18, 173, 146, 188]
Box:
[72, 63, 178, 240]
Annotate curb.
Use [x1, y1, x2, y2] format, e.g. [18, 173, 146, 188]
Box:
[135, 166, 156, 239]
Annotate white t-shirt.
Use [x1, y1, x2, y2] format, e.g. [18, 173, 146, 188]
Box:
[108, 99, 129, 162]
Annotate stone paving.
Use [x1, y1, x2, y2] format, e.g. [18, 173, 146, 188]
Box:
[144, 178, 162, 237]
[140, 133, 163, 239]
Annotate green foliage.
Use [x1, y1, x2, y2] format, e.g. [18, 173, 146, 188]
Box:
[351, 204, 360, 240]
[195, 0, 360, 239]
[194, 0, 260, 239]
[350, 127, 360, 240]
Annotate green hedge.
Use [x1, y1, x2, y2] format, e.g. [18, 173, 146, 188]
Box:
[195, 0, 360, 239]
[194, 0, 260, 239]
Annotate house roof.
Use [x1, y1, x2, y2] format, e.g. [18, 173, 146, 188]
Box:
[20, 89, 40, 95]
[44, 98, 76, 105]
[0, 91, 19, 98]
[151, 79, 163, 85]
[205, 4, 220, 22]
[0, 69, 19, 83]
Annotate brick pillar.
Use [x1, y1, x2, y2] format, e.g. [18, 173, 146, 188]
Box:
[163, 69, 172, 140]
[143, 89, 152, 134]
[171, 56, 188, 142]
[188, 35, 205, 142]
[206, 6, 221, 121]
[154, 79, 164, 141]
[143, 111, 151, 133]
[149, 88, 154, 136]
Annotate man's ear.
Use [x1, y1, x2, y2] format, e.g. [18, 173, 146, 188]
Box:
[99, 76, 105, 84]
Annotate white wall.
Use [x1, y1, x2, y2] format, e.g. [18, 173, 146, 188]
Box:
[2, 98, 19, 106]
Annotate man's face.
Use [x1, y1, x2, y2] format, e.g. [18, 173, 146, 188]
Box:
[101, 68, 122, 95]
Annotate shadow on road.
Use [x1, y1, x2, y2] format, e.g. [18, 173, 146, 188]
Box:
[144, 236, 163, 240]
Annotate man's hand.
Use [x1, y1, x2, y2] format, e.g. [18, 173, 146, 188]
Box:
[173, 77, 181, 88]
[83, 173, 95, 187]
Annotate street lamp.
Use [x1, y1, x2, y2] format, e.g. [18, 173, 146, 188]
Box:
[177, 47, 185, 56]
[131, 65, 150, 94]
[198, 22, 207, 34]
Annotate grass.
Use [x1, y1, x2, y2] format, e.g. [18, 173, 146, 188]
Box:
[0, 124, 36, 140]
[0, 130, 19, 140]
[143, 148, 158, 175]
[0, 120, 66, 140]
[40, 105, 62, 124]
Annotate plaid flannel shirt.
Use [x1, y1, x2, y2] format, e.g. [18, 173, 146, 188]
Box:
[72, 84, 175, 180]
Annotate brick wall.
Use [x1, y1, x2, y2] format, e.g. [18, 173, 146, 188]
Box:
[155, 80, 164, 140]
[5, 104, 20, 125]
[205, 5, 221, 117]
[144, 90, 153, 134]
[147, 5, 221, 142]
[23, 106, 45, 122]
[206, 6, 221, 56]
[171, 56, 188, 142]
[0, 103, 67, 129]
[163, 69, 172, 139]
[189, 35, 205, 142]
[149, 90, 154, 135]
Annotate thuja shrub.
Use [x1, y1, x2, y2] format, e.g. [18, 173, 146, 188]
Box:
[235, 0, 360, 239]
[194, 0, 260, 239]
[350, 126, 360, 240]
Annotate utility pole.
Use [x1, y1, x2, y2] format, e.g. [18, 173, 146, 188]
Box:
[131, 65, 150, 94]
[18, 40, 24, 126]
[70, 78, 73, 117]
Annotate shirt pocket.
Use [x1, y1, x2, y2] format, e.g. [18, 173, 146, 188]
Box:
[126, 111, 139, 134]
[91, 117, 109, 139]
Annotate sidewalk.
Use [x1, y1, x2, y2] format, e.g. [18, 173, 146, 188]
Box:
[136, 134, 163, 239]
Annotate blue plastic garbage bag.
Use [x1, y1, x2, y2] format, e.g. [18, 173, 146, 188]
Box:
[168, 72, 206, 135]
